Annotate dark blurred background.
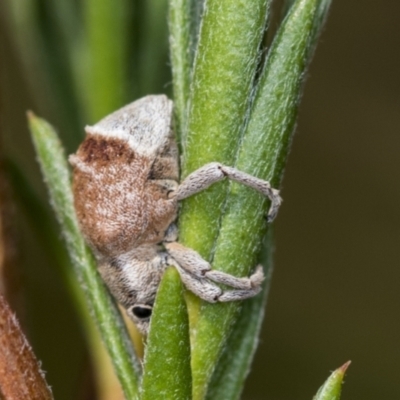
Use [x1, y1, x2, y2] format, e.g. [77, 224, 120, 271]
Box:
[1, 1, 399, 399]
[247, 1, 400, 399]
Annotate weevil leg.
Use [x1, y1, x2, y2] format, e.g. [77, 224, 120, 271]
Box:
[215, 285, 262, 302]
[175, 162, 282, 221]
[174, 263, 263, 302]
[165, 242, 264, 302]
[172, 263, 222, 303]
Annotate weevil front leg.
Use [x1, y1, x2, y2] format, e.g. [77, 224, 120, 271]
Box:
[175, 162, 282, 221]
[165, 242, 264, 302]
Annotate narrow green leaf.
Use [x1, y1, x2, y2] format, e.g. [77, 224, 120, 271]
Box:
[3, 0, 83, 148]
[5, 159, 88, 318]
[309, 0, 332, 55]
[2, 0, 50, 108]
[136, 0, 169, 97]
[46, 0, 81, 54]
[5, 160, 67, 266]
[313, 362, 351, 400]
[168, 0, 192, 136]
[190, 0, 331, 398]
[206, 232, 274, 400]
[181, 0, 270, 394]
[282, 0, 296, 18]
[179, 0, 271, 269]
[28, 113, 140, 400]
[188, 0, 204, 59]
[83, 0, 130, 122]
[141, 268, 191, 400]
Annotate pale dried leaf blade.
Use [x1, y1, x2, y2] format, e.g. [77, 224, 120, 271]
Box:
[0, 295, 53, 400]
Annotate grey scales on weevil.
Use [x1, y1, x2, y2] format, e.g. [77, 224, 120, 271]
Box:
[69, 95, 282, 334]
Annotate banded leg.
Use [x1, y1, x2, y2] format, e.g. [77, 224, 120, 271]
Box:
[165, 242, 264, 302]
[175, 162, 282, 221]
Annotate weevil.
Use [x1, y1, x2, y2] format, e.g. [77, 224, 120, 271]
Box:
[69, 95, 281, 334]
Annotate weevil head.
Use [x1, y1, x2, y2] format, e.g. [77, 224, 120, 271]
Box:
[98, 246, 166, 335]
[126, 304, 153, 334]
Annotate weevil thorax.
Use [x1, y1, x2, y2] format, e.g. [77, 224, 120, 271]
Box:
[97, 245, 167, 333]
[70, 95, 179, 261]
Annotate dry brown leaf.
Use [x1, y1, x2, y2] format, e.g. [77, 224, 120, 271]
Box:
[0, 294, 53, 400]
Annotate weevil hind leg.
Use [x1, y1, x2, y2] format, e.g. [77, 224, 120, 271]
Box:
[216, 285, 262, 302]
[174, 264, 263, 302]
[165, 242, 264, 302]
[172, 264, 222, 303]
[206, 264, 264, 290]
[175, 162, 282, 221]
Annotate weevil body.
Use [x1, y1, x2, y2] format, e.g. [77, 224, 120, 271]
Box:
[70, 95, 281, 334]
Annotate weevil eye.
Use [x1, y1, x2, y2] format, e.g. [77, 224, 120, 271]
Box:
[131, 305, 152, 319]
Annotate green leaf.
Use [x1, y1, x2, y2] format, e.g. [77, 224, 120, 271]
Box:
[313, 362, 351, 400]
[136, 0, 170, 97]
[5, 158, 89, 321]
[178, 6, 272, 391]
[179, 0, 272, 272]
[187, 0, 332, 398]
[141, 268, 191, 400]
[3, 0, 84, 148]
[83, 0, 130, 122]
[5, 160, 68, 267]
[28, 113, 140, 400]
[206, 231, 274, 400]
[282, 0, 296, 18]
[168, 0, 192, 136]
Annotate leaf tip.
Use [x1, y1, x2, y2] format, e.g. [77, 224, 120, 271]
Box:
[26, 110, 36, 121]
[26, 111, 41, 133]
[339, 360, 351, 374]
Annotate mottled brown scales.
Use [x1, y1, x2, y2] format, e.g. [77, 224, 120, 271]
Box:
[72, 133, 178, 258]
[80, 136, 136, 164]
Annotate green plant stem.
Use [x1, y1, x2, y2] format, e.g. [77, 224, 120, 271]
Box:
[28, 113, 140, 400]
[141, 268, 192, 400]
